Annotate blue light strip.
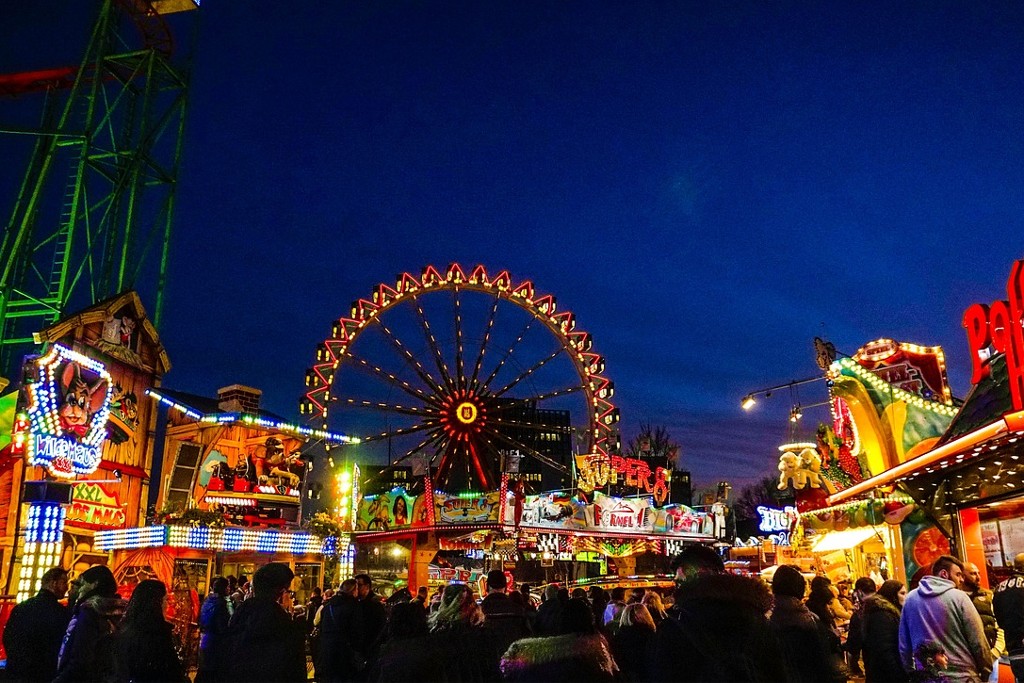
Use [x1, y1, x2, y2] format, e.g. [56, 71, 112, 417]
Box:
[95, 524, 340, 555]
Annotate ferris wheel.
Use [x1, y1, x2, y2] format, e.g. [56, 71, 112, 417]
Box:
[301, 264, 619, 492]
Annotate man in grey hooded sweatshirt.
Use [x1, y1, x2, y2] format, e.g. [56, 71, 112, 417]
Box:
[899, 555, 993, 683]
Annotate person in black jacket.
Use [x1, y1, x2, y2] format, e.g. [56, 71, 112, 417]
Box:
[481, 570, 531, 657]
[845, 576, 877, 676]
[54, 565, 126, 683]
[225, 562, 306, 682]
[2, 566, 70, 682]
[769, 565, 845, 683]
[650, 545, 787, 682]
[112, 579, 186, 683]
[354, 573, 387, 674]
[861, 579, 907, 683]
[995, 553, 1024, 682]
[317, 579, 360, 682]
[197, 576, 232, 682]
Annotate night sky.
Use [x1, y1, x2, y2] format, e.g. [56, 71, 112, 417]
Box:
[5, 2, 1024, 493]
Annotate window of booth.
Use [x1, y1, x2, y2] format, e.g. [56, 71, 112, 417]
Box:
[976, 499, 1024, 583]
[294, 562, 322, 602]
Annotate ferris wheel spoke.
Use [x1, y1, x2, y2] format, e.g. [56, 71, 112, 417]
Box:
[339, 352, 443, 407]
[469, 294, 500, 393]
[489, 384, 586, 408]
[380, 428, 448, 470]
[479, 317, 534, 393]
[371, 316, 448, 396]
[454, 288, 466, 391]
[332, 397, 437, 418]
[410, 294, 457, 392]
[484, 417, 573, 434]
[492, 347, 563, 397]
[481, 427, 569, 474]
[359, 420, 441, 443]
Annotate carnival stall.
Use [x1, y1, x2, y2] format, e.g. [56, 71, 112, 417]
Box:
[828, 260, 1024, 588]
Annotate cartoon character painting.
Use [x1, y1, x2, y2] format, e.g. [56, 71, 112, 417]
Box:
[58, 363, 108, 439]
[252, 437, 303, 487]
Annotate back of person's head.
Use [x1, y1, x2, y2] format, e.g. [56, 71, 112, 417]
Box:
[339, 578, 357, 596]
[311, 586, 322, 597]
[252, 562, 294, 598]
[211, 576, 229, 597]
[641, 590, 665, 614]
[41, 567, 68, 591]
[931, 555, 963, 578]
[629, 587, 646, 603]
[486, 569, 507, 592]
[557, 587, 570, 603]
[430, 583, 480, 630]
[385, 600, 429, 640]
[1013, 553, 1024, 573]
[877, 580, 904, 608]
[543, 584, 559, 602]
[854, 577, 877, 596]
[807, 575, 833, 604]
[620, 603, 656, 631]
[570, 587, 587, 601]
[562, 597, 596, 635]
[509, 590, 527, 609]
[417, 585, 429, 599]
[674, 544, 725, 584]
[772, 565, 806, 599]
[79, 565, 118, 600]
[610, 586, 626, 602]
[123, 579, 167, 629]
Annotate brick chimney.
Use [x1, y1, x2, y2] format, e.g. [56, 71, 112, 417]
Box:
[217, 384, 262, 413]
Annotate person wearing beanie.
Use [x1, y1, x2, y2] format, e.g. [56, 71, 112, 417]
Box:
[769, 566, 845, 683]
[54, 565, 125, 683]
[480, 569, 530, 657]
[226, 562, 306, 681]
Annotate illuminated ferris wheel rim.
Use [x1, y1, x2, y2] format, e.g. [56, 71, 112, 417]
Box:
[300, 263, 619, 459]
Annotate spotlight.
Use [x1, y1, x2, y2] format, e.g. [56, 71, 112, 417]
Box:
[741, 395, 756, 410]
[789, 406, 803, 422]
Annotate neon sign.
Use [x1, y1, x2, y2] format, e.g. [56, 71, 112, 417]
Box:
[26, 345, 112, 478]
[963, 260, 1024, 411]
[757, 505, 797, 533]
[575, 453, 670, 505]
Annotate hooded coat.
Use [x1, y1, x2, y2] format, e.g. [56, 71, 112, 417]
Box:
[54, 595, 126, 683]
[650, 572, 787, 682]
[224, 594, 306, 682]
[500, 632, 617, 682]
[898, 576, 993, 682]
[861, 593, 907, 683]
[770, 595, 846, 683]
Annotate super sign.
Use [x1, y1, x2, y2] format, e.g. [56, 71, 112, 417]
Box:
[25, 345, 112, 478]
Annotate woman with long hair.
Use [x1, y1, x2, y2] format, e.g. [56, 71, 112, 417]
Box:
[429, 583, 483, 632]
[641, 591, 667, 625]
[613, 604, 656, 681]
[113, 579, 185, 683]
[861, 579, 908, 683]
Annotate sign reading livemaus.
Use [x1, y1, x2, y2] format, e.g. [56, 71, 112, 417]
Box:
[26, 345, 112, 478]
[963, 260, 1024, 411]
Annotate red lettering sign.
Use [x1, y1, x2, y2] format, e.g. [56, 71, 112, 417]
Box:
[963, 260, 1024, 411]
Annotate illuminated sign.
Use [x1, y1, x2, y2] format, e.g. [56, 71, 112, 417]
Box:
[17, 502, 66, 602]
[757, 505, 797, 533]
[66, 482, 126, 529]
[963, 260, 1024, 411]
[455, 401, 478, 424]
[26, 345, 112, 478]
[575, 452, 669, 505]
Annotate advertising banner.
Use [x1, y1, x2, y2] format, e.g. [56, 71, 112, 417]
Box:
[355, 488, 429, 531]
[434, 492, 502, 524]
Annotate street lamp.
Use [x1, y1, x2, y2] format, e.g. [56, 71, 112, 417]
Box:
[741, 395, 757, 410]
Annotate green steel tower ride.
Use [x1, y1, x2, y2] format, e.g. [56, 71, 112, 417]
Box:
[0, 0, 199, 381]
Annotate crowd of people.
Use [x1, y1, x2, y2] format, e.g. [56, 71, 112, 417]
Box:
[3, 549, 1024, 682]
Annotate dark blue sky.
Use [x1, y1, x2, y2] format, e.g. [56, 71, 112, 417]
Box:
[6, 2, 1024, 491]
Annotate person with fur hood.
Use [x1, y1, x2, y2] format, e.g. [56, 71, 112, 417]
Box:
[651, 545, 787, 682]
[500, 597, 617, 682]
[861, 579, 908, 683]
[54, 565, 126, 683]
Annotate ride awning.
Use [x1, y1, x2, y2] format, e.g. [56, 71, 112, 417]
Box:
[811, 526, 883, 553]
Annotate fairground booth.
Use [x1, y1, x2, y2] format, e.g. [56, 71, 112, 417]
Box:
[93, 383, 359, 602]
[828, 260, 1024, 589]
[1, 292, 169, 603]
[767, 337, 960, 585]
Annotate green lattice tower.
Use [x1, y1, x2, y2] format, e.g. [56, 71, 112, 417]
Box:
[0, 0, 199, 379]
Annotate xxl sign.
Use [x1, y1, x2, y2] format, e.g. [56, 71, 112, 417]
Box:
[963, 260, 1024, 411]
[66, 482, 126, 529]
[26, 345, 112, 478]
